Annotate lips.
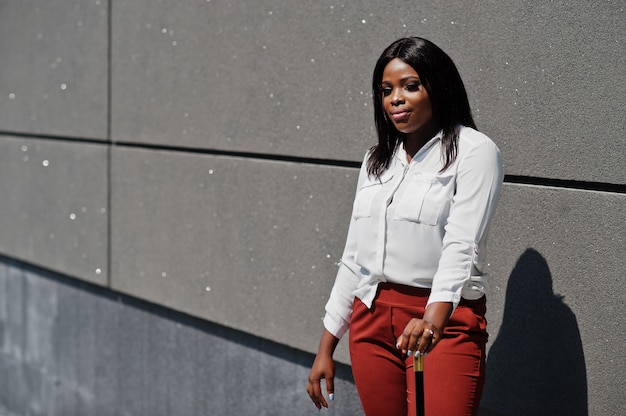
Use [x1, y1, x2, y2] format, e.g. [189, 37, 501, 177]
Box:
[390, 109, 411, 122]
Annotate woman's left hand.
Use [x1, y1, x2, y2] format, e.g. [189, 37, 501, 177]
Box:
[396, 318, 442, 356]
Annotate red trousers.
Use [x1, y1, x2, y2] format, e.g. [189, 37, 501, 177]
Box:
[349, 283, 487, 416]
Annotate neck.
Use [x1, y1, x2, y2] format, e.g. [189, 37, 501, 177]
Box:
[403, 136, 429, 161]
[403, 125, 440, 161]
[403, 119, 441, 158]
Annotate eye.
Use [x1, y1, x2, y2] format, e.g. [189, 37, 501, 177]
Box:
[381, 86, 392, 97]
[405, 81, 421, 92]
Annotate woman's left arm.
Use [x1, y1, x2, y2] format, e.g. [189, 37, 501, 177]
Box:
[428, 137, 504, 307]
[397, 135, 504, 355]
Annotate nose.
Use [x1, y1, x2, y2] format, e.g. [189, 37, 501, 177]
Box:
[390, 88, 404, 106]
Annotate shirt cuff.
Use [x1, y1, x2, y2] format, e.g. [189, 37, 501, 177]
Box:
[323, 312, 350, 340]
[426, 291, 462, 312]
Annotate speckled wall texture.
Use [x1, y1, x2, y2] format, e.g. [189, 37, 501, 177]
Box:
[0, 0, 624, 415]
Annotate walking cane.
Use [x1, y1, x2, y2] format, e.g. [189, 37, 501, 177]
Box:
[414, 352, 425, 416]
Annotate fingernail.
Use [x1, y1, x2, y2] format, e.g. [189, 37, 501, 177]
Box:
[407, 350, 413, 357]
[329, 393, 334, 401]
[396, 343, 400, 350]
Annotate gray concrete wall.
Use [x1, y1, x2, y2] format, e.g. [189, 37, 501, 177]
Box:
[0, 1, 624, 415]
[0, 258, 361, 416]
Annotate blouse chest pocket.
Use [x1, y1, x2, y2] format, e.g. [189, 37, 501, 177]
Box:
[393, 172, 454, 225]
[352, 172, 394, 219]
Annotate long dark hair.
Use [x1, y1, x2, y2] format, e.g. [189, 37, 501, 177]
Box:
[368, 37, 476, 178]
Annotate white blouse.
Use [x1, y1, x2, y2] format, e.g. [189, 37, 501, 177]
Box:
[323, 126, 504, 339]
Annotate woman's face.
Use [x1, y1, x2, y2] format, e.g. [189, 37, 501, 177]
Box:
[381, 58, 437, 143]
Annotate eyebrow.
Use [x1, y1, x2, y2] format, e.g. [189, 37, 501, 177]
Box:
[381, 76, 421, 85]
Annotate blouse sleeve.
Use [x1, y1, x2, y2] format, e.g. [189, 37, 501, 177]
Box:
[322, 153, 369, 339]
[427, 137, 504, 308]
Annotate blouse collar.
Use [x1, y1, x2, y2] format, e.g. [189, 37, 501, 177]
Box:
[395, 130, 443, 166]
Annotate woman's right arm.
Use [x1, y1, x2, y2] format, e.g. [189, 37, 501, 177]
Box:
[307, 153, 369, 409]
[307, 329, 340, 409]
[320, 153, 369, 338]
[306, 226, 360, 409]
[307, 247, 360, 409]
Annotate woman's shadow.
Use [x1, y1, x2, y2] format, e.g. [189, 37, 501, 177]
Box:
[479, 248, 588, 416]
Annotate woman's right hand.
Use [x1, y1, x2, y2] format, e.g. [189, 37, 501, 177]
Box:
[307, 353, 335, 410]
[307, 329, 340, 409]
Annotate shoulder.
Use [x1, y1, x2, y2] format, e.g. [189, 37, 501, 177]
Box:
[357, 149, 375, 187]
[454, 127, 503, 177]
[457, 126, 501, 156]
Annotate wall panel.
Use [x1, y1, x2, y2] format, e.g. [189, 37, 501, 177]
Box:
[464, 1, 625, 184]
[110, 147, 356, 359]
[111, 0, 624, 183]
[0, 0, 108, 139]
[0, 260, 362, 416]
[483, 184, 626, 415]
[111, 0, 375, 158]
[0, 136, 108, 285]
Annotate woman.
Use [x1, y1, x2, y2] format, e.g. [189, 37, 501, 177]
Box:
[307, 37, 503, 415]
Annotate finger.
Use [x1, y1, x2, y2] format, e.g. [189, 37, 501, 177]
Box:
[418, 328, 436, 353]
[396, 332, 406, 353]
[408, 325, 424, 355]
[326, 375, 335, 402]
[307, 379, 324, 410]
[397, 332, 414, 354]
[427, 330, 442, 352]
[318, 383, 329, 409]
[397, 319, 420, 353]
[317, 379, 329, 409]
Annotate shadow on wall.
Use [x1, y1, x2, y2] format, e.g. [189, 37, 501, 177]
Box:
[479, 248, 588, 416]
